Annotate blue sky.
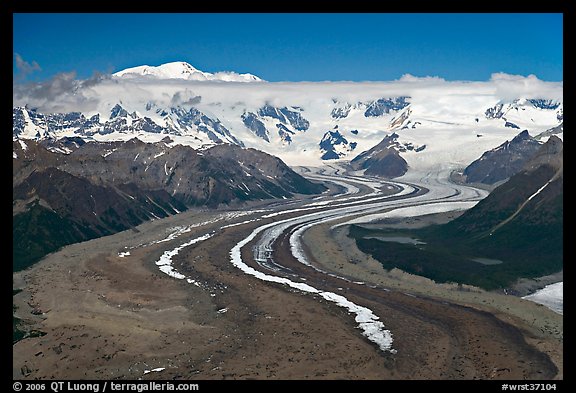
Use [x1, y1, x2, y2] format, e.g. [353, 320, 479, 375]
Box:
[13, 13, 563, 82]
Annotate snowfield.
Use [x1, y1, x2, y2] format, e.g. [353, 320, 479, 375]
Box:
[155, 233, 213, 280]
[14, 65, 562, 169]
[523, 282, 563, 315]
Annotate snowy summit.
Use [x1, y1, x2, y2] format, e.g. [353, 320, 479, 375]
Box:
[113, 61, 263, 82]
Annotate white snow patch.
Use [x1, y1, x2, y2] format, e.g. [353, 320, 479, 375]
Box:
[221, 218, 260, 229]
[143, 367, 166, 374]
[47, 146, 73, 154]
[523, 282, 563, 315]
[13, 151, 17, 159]
[102, 148, 117, 158]
[19, 140, 28, 151]
[319, 291, 394, 352]
[527, 180, 551, 202]
[155, 233, 213, 280]
[158, 265, 186, 280]
[186, 278, 201, 287]
[118, 251, 131, 258]
[157, 226, 192, 243]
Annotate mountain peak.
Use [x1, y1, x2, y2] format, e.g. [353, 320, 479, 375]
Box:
[113, 61, 263, 83]
[511, 129, 531, 142]
[154, 61, 203, 76]
[464, 129, 542, 185]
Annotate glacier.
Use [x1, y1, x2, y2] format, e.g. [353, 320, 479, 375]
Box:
[523, 282, 563, 315]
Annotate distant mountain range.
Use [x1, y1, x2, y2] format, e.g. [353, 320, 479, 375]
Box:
[113, 61, 263, 82]
[13, 62, 563, 170]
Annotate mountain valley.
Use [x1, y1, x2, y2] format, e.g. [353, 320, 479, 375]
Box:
[13, 62, 563, 380]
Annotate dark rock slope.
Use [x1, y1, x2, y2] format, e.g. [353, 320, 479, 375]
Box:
[350, 133, 408, 178]
[444, 136, 563, 284]
[464, 130, 542, 184]
[12, 139, 325, 271]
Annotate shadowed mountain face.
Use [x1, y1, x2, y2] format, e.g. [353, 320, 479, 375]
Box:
[319, 130, 357, 160]
[444, 136, 563, 281]
[352, 136, 562, 289]
[350, 133, 409, 178]
[454, 136, 562, 236]
[12, 139, 325, 271]
[464, 130, 542, 184]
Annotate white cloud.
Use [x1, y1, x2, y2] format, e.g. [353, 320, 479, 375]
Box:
[14, 53, 41, 79]
[490, 72, 563, 101]
[13, 71, 563, 115]
[12, 70, 563, 169]
[398, 74, 446, 83]
[171, 89, 201, 106]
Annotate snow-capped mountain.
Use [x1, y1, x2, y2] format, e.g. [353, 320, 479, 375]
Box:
[113, 61, 263, 83]
[241, 104, 309, 145]
[319, 128, 357, 160]
[483, 98, 562, 130]
[13, 68, 563, 171]
[12, 104, 242, 150]
[350, 132, 424, 178]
